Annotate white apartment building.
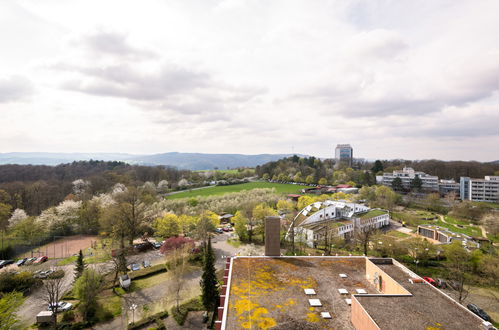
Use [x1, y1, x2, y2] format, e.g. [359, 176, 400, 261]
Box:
[380, 167, 439, 191]
[288, 200, 390, 247]
[460, 176, 499, 203]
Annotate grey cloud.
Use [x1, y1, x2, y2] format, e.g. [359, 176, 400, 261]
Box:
[0, 76, 34, 103]
[82, 30, 157, 59]
[61, 64, 210, 101]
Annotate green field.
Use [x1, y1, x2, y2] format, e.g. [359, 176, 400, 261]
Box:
[167, 182, 311, 199]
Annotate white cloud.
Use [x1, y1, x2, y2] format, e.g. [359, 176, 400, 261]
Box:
[0, 0, 498, 161]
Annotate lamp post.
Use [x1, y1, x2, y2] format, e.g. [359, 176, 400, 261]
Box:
[130, 303, 137, 323]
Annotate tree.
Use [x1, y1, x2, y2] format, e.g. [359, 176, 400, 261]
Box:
[233, 211, 249, 241]
[391, 177, 403, 191]
[293, 172, 303, 183]
[481, 213, 499, 237]
[74, 269, 103, 320]
[11, 217, 45, 245]
[7, 209, 27, 228]
[167, 241, 190, 311]
[0, 203, 12, 231]
[318, 178, 328, 185]
[276, 200, 294, 213]
[195, 212, 217, 244]
[262, 173, 270, 180]
[373, 186, 400, 210]
[355, 226, 377, 256]
[43, 269, 65, 328]
[305, 175, 314, 184]
[252, 204, 278, 242]
[444, 241, 472, 304]
[154, 214, 180, 239]
[0, 291, 24, 330]
[75, 249, 85, 279]
[410, 175, 423, 191]
[200, 237, 219, 313]
[77, 201, 100, 234]
[371, 160, 384, 174]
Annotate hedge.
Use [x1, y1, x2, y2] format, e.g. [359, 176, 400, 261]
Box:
[128, 263, 167, 280]
[127, 310, 168, 330]
[171, 296, 204, 325]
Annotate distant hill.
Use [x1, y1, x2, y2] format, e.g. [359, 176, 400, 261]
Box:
[0, 152, 299, 170]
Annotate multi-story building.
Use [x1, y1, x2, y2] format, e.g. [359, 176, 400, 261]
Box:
[334, 144, 353, 167]
[438, 179, 460, 197]
[460, 176, 499, 203]
[288, 200, 390, 247]
[379, 167, 439, 191]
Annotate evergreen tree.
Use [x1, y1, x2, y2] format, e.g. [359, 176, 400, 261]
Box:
[411, 175, 423, 191]
[75, 249, 85, 279]
[391, 177, 403, 191]
[371, 160, 384, 174]
[200, 236, 219, 312]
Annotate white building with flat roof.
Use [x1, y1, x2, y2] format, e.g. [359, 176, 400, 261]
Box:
[460, 176, 499, 203]
[380, 167, 439, 191]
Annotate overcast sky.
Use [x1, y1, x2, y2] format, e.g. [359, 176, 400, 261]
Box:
[1, 0, 498, 161]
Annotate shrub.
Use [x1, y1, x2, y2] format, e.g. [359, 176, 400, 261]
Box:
[171, 297, 203, 325]
[128, 264, 167, 281]
[62, 310, 75, 322]
[127, 311, 168, 330]
[0, 271, 39, 293]
[47, 269, 65, 279]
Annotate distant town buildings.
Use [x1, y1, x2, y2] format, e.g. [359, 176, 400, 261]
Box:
[288, 200, 389, 247]
[378, 167, 439, 191]
[438, 179, 460, 196]
[460, 176, 499, 203]
[334, 144, 353, 167]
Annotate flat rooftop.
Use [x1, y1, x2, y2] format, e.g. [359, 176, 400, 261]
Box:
[225, 257, 375, 329]
[222, 257, 484, 330]
[356, 262, 483, 329]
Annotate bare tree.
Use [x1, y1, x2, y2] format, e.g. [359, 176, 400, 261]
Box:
[43, 269, 66, 329]
[169, 244, 190, 311]
[355, 225, 378, 256]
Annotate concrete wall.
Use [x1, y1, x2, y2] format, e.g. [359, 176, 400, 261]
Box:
[365, 259, 411, 295]
[351, 295, 380, 330]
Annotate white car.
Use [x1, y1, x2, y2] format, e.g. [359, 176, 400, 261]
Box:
[48, 301, 73, 312]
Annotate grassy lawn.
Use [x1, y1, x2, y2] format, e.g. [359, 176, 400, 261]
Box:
[386, 230, 411, 238]
[57, 252, 111, 266]
[420, 219, 482, 237]
[97, 295, 122, 318]
[444, 215, 470, 226]
[131, 271, 171, 291]
[167, 182, 311, 199]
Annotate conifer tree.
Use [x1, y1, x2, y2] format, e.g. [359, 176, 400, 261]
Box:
[75, 249, 85, 279]
[200, 236, 219, 312]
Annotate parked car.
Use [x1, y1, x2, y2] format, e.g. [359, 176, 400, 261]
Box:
[24, 257, 37, 265]
[129, 263, 140, 271]
[133, 242, 154, 252]
[34, 256, 48, 264]
[153, 242, 162, 249]
[142, 260, 151, 268]
[48, 301, 73, 313]
[423, 277, 437, 286]
[436, 278, 447, 288]
[0, 260, 14, 269]
[467, 304, 491, 321]
[215, 228, 223, 234]
[34, 269, 54, 279]
[16, 258, 28, 266]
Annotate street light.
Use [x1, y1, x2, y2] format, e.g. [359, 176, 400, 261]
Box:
[130, 303, 138, 323]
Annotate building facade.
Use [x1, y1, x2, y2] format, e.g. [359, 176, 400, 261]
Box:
[417, 225, 479, 248]
[438, 179, 460, 197]
[380, 167, 439, 191]
[289, 200, 390, 247]
[334, 144, 353, 167]
[460, 176, 499, 203]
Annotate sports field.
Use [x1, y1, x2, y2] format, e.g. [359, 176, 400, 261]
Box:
[167, 182, 311, 199]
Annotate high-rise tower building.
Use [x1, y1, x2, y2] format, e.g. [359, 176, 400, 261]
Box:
[335, 144, 353, 167]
